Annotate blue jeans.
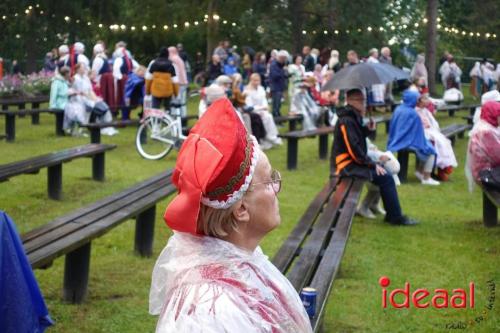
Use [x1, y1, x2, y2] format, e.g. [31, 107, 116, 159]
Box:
[271, 90, 283, 117]
[370, 169, 403, 222]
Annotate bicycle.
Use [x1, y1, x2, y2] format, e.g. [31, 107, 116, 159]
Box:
[135, 103, 187, 160]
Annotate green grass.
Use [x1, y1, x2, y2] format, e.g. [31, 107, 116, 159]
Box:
[0, 86, 498, 332]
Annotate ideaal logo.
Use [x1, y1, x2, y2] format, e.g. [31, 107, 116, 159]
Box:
[379, 276, 496, 330]
[379, 276, 475, 309]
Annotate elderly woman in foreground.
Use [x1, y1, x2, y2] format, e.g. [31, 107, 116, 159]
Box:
[149, 98, 312, 333]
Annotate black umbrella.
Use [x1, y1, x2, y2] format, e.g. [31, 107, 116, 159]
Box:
[321, 62, 410, 91]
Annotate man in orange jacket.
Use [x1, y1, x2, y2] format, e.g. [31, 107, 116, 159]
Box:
[331, 89, 418, 226]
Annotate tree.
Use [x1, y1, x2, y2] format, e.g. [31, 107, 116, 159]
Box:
[425, 0, 438, 95]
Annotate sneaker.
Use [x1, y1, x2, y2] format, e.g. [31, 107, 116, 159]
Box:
[385, 215, 419, 226]
[356, 206, 376, 219]
[421, 178, 440, 186]
[414, 171, 424, 181]
[260, 141, 273, 150]
[369, 202, 386, 215]
[272, 137, 283, 146]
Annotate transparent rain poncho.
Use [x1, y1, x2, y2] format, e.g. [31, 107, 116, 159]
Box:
[149, 232, 312, 333]
[465, 102, 500, 192]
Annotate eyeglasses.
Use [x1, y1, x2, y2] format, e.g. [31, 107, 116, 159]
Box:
[248, 169, 282, 194]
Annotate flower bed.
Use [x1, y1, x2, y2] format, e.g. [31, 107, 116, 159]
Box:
[0, 71, 53, 99]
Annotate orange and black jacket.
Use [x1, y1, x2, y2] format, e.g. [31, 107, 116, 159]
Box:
[331, 105, 376, 179]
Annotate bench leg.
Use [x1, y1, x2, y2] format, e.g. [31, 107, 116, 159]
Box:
[92, 152, 105, 181]
[450, 136, 456, 146]
[135, 205, 156, 257]
[47, 163, 62, 200]
[5, 114, 15, 142]
[458, 131, 465, 139]
[483, 193, 498, 227]
[319, 134, 328, 160]
[90, 128, 101, 144]
[289, 119, 297, 131]
[287, 138, 298, 170]
[31, 113, 40, 125]
[55, 112, 65, 136]
[448, 109, 455, 117]
[31, 102, 40, 124]
[18, 103, 26, 117]
[63, 242, 91, 304]
[385, 121, 390, 134]
[397, 151, 409, 183]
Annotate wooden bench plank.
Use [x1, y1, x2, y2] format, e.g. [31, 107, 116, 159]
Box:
[279, 126, 334, 139]
[310, 179, 364, 331]
[23, 175, 171, 254]
[28, 182, 177, 268]
[272, 179, 337, 272]
[286, 178, 354, 291]
[0, 144, 116, 181]
[22, 170, 172, 243]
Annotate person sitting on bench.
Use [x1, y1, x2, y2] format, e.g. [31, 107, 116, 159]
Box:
[388, 89, 440, 185]
[466, 100, 500, 192]
[150, 98, 312, 332]
[331, 89, 418, 226]
[416, 94, 457, 181]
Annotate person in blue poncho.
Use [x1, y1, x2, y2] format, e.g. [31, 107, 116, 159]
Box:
[387, 89, 440, 185]
[0, 211, 53, 333]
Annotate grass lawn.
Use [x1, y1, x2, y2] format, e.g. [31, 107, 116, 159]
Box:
[0, 85, 498, 332]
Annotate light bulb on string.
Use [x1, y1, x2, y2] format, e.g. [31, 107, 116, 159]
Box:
[163, 25, 168, 30]
[131, 26, 136, 31]
[232, 22, 236, 26]
[173, 23, 178, 28]
[184, 22, 190, 27]
[142, 25, 147, 31]
[194, 21, 199, 25]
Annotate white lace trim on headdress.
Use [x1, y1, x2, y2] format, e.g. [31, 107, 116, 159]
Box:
[201, 136, 260, 209]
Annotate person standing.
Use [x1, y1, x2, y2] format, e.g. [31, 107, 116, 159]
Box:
[331, 89, 418, 225]
[92, 43, 114, 111]
[145, 47, 178, 110]
[206, 54, 223, 85]
[366, 48, 385, 106]
[269, 50, 288, 117]
[344, 50, 360, 67]
[112, 46, 139, 119]
[379, 47, 394, 104]
[302, 46, 315, 72]
[169, 46, 188, 117]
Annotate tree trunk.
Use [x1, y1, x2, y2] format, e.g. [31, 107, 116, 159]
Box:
[326, 0, 336, 45]
[25, 14, 38, 73]
[206, 0, 218, 63]
[289, 0, 305, 54]
[425, 0, 438, 96]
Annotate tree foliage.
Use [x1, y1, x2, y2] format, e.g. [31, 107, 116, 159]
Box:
[0, 0, 497, 71]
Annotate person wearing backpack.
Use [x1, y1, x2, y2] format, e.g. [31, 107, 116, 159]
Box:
[145, 47, 178, 110]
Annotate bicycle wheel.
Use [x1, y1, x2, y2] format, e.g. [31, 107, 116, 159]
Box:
[136, 115, 178, 160]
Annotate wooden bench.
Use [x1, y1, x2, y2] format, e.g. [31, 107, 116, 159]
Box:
[279, 126, 335, 170]
[437, 104, 480, 117]
[273, 177, 364, 331]
[0, 95, 49, 113]
[440, 123, 470, 146]
[81, 119, 139, 143]
[397, 124, 469, 182]
[0, 108, 64, 142]
[0, 144, 116, 199]
[274, 114, 304, 131]
[481, 186, 499, 227]
[21, 170, 176, 303]
[367, 115, 391, 140]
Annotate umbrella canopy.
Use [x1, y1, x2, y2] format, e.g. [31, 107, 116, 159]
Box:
[322, 62, 410, 91]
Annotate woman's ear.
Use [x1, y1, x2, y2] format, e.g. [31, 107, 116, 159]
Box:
[232, 200, 250, 224]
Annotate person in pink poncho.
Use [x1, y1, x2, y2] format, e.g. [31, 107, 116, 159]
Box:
[466, 100, 500, 191]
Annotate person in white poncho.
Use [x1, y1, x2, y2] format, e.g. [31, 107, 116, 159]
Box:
[244, 73, 283, 150]
[149, 98, 312, 333]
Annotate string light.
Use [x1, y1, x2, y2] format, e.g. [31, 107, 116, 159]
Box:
[1, 4, 497, 42]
